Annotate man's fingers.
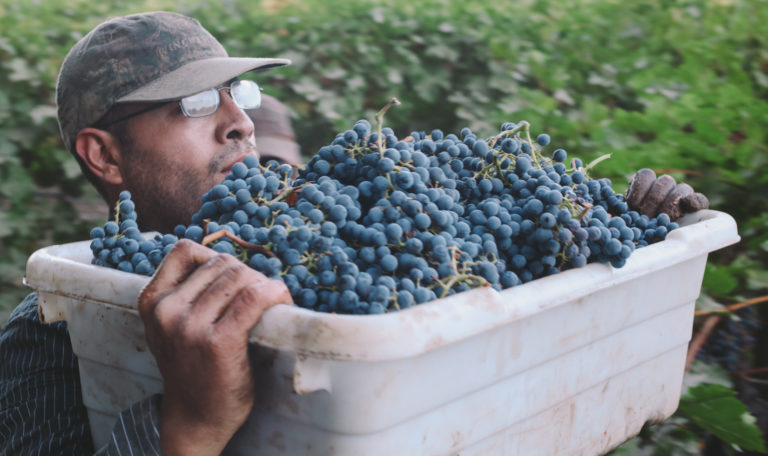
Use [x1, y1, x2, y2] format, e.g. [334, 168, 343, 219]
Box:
[626, 168, 657, 209]
[680, 192, 710, 213]
[138, 239, 217, 314]
[188, 262, 270, 324]
[214, 279, 293, 336]
[637, 174, 676, 217]
[658, 183, 694, 221]
[627, 170, 709, 220]
[142, 253, 262, 331]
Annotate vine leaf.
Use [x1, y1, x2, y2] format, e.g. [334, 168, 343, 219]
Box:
[678, 383, 767, 453]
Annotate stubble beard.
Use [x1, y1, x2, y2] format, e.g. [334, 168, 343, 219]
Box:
[121, 140, 257, 233]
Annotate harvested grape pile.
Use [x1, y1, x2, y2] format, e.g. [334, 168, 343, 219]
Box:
[89, 102, 678, 314]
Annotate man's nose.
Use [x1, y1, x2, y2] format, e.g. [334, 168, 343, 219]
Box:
[214, 90, 255, 143]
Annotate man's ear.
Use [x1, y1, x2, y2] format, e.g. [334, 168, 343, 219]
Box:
[74, 128, 125, 187]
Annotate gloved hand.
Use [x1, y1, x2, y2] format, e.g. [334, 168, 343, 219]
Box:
[625, 168, 709, 221]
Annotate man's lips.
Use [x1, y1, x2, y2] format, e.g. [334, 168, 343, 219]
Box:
[211, 140, 258, 176]
[221, 154, 250, 174]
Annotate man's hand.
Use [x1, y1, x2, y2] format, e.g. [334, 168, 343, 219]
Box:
[138, 239, 292, 456]
[626, 168, 709, 221]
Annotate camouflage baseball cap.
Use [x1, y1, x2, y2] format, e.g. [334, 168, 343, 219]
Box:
[56, 11, 290, 153]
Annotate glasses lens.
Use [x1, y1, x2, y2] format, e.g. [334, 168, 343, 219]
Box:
[180, 88, 220, 117]
[231, 80, 262, 110]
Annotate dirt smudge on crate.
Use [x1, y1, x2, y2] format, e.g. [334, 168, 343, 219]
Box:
[424, 334, 445, 352]
[292, 318, 345, 349]
[282, 397, 300, 415]
[266, 431, 286, 451]
[450, 430, 465, 448]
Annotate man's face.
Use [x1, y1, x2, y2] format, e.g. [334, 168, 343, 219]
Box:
[117, 90, 257, 233]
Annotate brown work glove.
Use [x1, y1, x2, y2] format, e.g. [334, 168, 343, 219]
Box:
[625, 168, 709, 221]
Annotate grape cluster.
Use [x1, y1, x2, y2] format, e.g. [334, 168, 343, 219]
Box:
[88, 114, 678, 315]
[89, 191, 178, 276]
[697, 307, 762, 372]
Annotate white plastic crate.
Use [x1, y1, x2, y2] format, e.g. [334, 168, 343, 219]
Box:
[25, 209, 739, 455]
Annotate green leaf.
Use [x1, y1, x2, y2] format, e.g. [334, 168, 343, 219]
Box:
[612, 416, 702, 456]
[7, 58, 37, 82]
[62, 158, 82, 180]
[678, 384, 767, 453]
[611, 438, 641, 455]
[0, 212, 12, 237]
[703, 263, 739, 296]
[745, 269, 768, 291]
[28, 105, 58, 125]
[683, 360, 732, 392]
[424, 43, 459, 62]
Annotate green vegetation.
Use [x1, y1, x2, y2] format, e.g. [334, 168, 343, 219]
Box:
[1, 0, 766, 452]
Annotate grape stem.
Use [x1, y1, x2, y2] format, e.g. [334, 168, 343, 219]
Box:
[113, 201, 120, 222]
[694, 294, 768, 317]
[271, 183, 302, 204]
[201, 230, 277, 258]
[584, 153, 612, 171]
[385, 174, 396, 192]
[733, 366, 768, 378]
[434, 274, 489, 299]
[430, 246, 490, 298]
[488, 121, 529, 148]
[521, 124, 540, 162]
[487, 120, 547, 167]
[374, 97, 401, 155]
[576, 201, 592, 221]
[684, 295, 768, 373]
[685, 314, 722, 372]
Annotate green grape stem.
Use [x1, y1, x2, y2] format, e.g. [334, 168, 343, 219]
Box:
[426, 245, 491, 298]
[433, 274, 490, 299]
[374, 97, 401, 155]
[488, 121, 529, 149]
[270, 183, 302, 204]
[112, 199, 122, 223]
[584, 153, 612, 172]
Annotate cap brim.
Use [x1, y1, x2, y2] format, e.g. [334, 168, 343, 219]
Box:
[116, 57, 290, 103]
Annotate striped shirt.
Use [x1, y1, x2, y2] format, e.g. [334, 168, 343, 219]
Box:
[1, 292, 163, 455]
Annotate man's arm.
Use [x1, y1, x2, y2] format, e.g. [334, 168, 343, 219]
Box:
[138, 239, 292, 456]
[0, 293, 165, 455]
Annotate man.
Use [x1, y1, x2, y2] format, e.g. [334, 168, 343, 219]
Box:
[0, 9, 707, 456]
[0, 11, 293, 455]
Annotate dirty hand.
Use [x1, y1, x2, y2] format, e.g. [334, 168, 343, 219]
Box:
[625, 168, 709, 221]
[138, 239, 292, 456]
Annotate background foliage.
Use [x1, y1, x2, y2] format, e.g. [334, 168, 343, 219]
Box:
[1, 0, 766, 452]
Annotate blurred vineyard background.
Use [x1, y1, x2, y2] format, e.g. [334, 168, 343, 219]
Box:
[1, 0, 767, 453]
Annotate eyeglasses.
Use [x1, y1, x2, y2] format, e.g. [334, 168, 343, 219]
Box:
[97, 79, 263, 128]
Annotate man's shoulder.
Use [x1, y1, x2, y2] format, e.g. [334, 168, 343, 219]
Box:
[0, 291, 65, 338]
[3, 292, 39, 327]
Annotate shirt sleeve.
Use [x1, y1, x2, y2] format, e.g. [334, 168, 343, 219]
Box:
[0, 292, 163, 455]
[95, 395, 163, 456]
